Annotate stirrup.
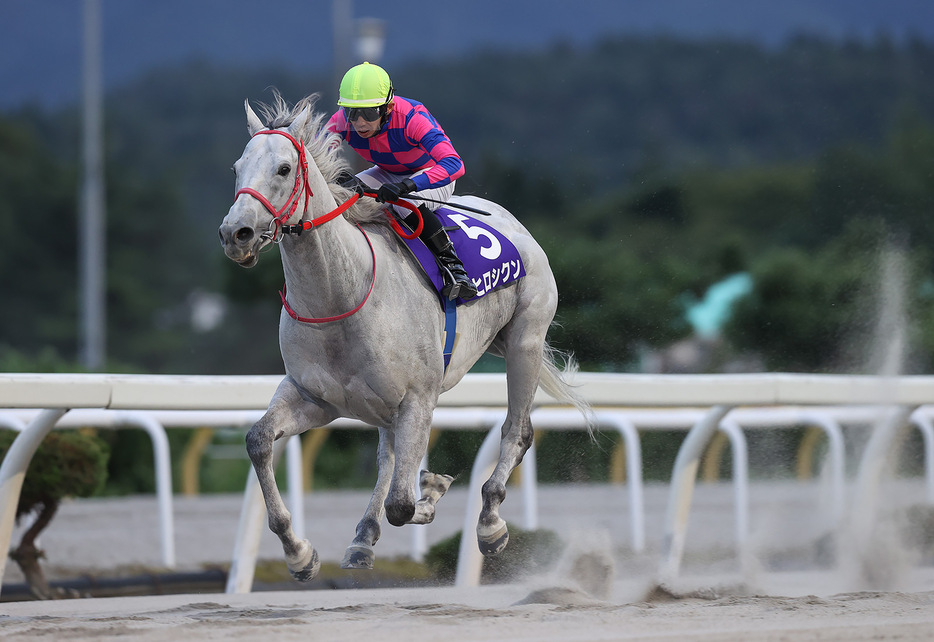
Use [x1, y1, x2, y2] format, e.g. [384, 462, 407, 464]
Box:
[424, 227, 478, 300]
[455, 276, 479, 299]
[440, 265, 478, 300]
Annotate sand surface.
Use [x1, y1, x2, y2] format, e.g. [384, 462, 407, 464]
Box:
[3, 481, 934, 640]
[3, 579, 934, 641]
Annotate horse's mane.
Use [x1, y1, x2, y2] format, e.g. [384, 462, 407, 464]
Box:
[254, 90, 387, 226]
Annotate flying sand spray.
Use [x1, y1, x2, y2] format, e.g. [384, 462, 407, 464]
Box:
[840, 243, 917, 590]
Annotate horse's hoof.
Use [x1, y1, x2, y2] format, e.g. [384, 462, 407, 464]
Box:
[287, 546, 320, 582]
[340, 544, 375, 570]
[478, 522, 509, 557]
[419, 470, 454, 498]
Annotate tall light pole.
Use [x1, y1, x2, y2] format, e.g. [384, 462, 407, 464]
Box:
[355, 18, 386, 63]
[332, 0, 353, 94]
[79, 0, 106, 370]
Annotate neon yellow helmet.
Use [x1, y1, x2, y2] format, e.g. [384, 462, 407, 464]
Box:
[337, 62, 393, 108]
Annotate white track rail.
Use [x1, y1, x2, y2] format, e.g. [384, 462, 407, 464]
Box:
[2, 372, 934, 597]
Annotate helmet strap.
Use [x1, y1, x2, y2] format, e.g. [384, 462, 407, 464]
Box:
[379, 88, 394, 128]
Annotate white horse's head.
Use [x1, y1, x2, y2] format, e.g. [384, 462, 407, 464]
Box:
[218, 99, 316, 267]
[219, 93, 385, 268]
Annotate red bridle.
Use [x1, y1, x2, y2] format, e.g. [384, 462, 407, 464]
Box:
[234, 129, 312, 236]
[233, 129, 358, 238]
[232, 128, 372, 323]
[230, 128, 426, 323]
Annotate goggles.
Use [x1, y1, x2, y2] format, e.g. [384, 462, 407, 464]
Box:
[343, 105, 383, 122]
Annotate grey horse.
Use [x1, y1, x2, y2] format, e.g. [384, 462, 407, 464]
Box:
[218, 93, 592, 581]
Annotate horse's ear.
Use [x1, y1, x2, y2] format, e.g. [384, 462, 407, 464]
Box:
[245, 100, 264, 136]
[287, 106, 312, 140]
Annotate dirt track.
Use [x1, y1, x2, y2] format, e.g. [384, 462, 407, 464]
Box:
[3, 481, 934, 640]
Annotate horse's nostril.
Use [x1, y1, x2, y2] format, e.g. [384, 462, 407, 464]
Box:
[236, 227, 254, 244]
[218, 228, 226, 246]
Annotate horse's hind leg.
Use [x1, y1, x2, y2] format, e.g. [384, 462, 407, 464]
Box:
[477, 332, 543, 556]
[246, 376, 334, 581]
[476, 414, 530, 556]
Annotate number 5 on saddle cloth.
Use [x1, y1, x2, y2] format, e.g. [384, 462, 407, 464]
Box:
[395, 206, 527, 371]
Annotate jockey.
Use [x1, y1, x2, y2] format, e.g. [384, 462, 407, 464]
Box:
[326, 62, 478, 300]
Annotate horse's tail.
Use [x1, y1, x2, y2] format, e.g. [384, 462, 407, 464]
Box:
[539, 342, 596, 438]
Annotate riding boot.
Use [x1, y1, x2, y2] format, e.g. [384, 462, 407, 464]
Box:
[416, 206, 479, 300]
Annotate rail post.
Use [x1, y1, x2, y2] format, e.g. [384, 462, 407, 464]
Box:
[658, 404, 732, 584]
[0, 409, 67, 599]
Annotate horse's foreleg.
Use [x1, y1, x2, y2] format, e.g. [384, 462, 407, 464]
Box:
[342, 426, 453, 570]
[409, 470, 455, 524]
[384, 402, 434, 527]
[245, 378, 332, 581]
[341, 427, 394, 570]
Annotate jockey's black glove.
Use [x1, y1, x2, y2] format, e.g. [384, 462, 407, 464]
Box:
[337, 172, 366, 197]
[376, 178, 417, 203]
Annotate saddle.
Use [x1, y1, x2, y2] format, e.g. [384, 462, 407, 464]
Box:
[396, 206, 526, 306]
[395, 206, 527, 372]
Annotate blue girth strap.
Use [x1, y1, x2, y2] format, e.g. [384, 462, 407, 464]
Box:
[442, 295, 457, 372]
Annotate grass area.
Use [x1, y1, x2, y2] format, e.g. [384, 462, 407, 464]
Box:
[252, 556, 435, 585]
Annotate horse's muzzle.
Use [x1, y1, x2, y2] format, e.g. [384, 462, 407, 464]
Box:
[218, 222, 260, 267]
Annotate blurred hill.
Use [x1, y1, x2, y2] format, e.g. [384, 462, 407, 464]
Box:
[4, 29, 934, 376]
[4, 0, 934, 109]
[69, 35, 934, 224]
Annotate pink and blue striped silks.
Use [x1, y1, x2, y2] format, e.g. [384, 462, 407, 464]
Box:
[326, 96, 465, 192]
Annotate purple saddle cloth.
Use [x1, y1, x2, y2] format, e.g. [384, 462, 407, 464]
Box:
[398, 207, 526, 305]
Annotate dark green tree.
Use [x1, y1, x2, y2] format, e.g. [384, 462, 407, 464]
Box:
[0, 431, 109, 599]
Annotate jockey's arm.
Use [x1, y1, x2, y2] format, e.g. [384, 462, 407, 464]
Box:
[410, 152, 464, 192]
[405, 109, 465, 192]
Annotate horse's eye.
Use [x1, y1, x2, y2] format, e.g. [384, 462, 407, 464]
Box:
[277, 164, 291, 177]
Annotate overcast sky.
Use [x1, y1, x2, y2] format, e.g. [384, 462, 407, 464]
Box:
[3, 0, 933, 109]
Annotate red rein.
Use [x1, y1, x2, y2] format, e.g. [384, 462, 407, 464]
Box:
[279, 222, 376, 324]
[369, 192, 424, 239]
